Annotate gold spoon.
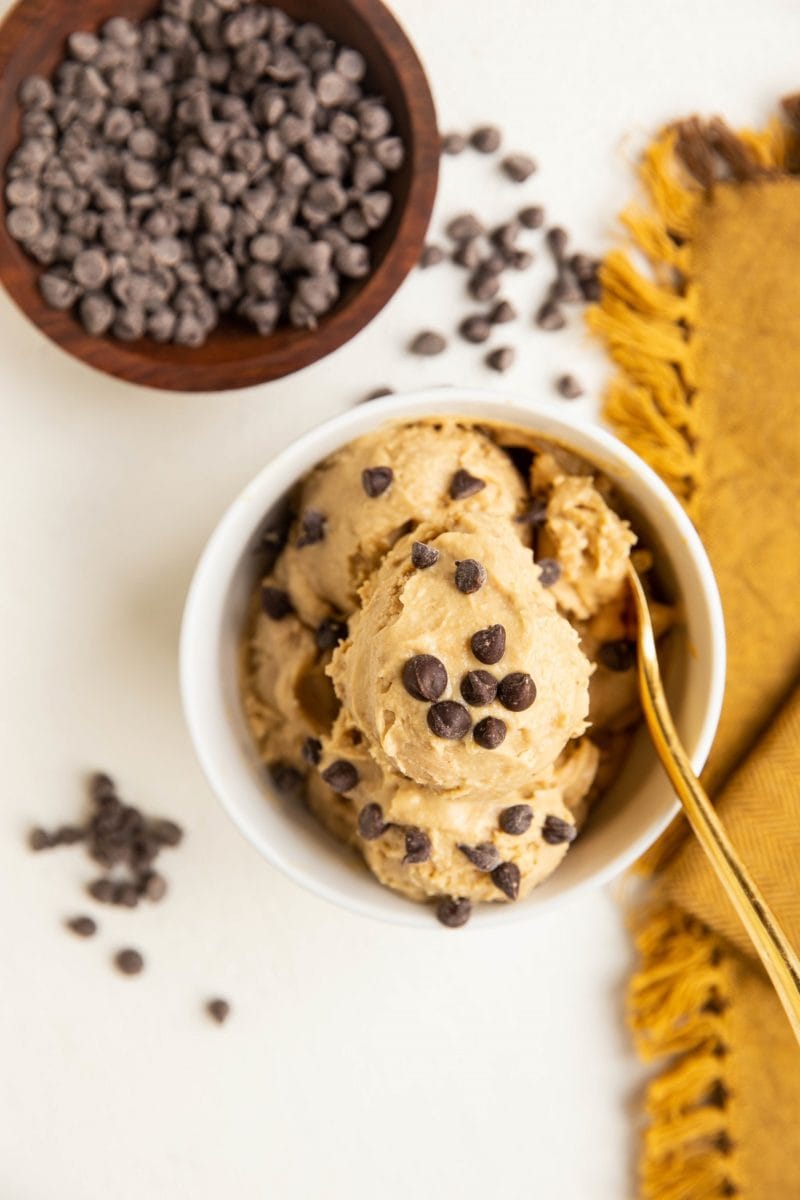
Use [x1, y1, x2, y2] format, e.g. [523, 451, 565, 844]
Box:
[626, 561, 800, 1042]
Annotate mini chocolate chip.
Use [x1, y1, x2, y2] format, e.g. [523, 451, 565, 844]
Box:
[473, 716, 507, 749]
[261, 585, 293, 619]
[498, 673, 537, 711]
[151, 818, 183, 847]
[460, 670, 497, 707]
[449, 469, 486, 500]
[519, 205, 544, 229]
[542, 815, 578, 845]
[420, 243, 444, 267]
[471, 624, 506, 664]
[427, 701, 472, 740]
[468, 269, 500, 302]
[410, 330, 446, 356]
[362, 466, 393, 497]
[546, 227, 569, 262]
[115, 948, 144, 976]
[29, 827, 52, 851]
[296, 508, 326, 547]
[471, 125, 501, 154]
[67, 915, 96, 937]
[491, 861, 521, 900]
[88, 878, 115, 904]
[302, 737, 322, 765]
[556, 373, 584, 399]
[599, 640, 637, 672]
[52, 825, 85, 846]
[459, 314, 492, 343]
[454, 559, 487, 594]
[269, 763, 304, 795]
[446, 213, 484, 240]
[207, 998, 230, 1024]
[90, 772, 116, 801]
[536, 301, 566, 331]
[321, 759, 359, 793]
[436, 895, 472, 927]
[315, 618, 348, 650]
[357, 803, 386, 841]
[499, 804, 534, 835]
[490, 299, 517, 324]
[403, 827, 431, 864]
[441, 132, 467, 156]
[501, 153, 537, 182]
[402, 654, 447, 701]
[411, 541, 439, 569]
[486, 346, 515, 372]
[452, 237, 483, 270]
[458, 842, 501, 872]
[537, 558, 561, 587]
[142, 872, 167, 902]
[516, 499, 548, 527]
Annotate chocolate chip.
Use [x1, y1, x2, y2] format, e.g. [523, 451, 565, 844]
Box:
[427, 701, 471, 740]
[536, 558, 561, 587]
[302, 737, 322, 765]
[269, 763, 304, 796]
[449, 469, 485, 500]
[599, 640, 637, 672]
[473, 716, 507, 749]
[454, 559, 487, 594]
[486, 346, 515, 373]
[542, 815, 578, 845]
[315, 618, 348, 651]
[490, 299, 516, 324]
[403, 827, 431, 864]
[362, 386, 394, 402]
[536, 301, 566, 331]
[441, 132, 467, 156]
[470, 624, 506, 666]
[554, 373, 584, 399]
[88, 878, 115, 904]
[453, 238, 483, 270]
[468, 269, 500, 302]
[498, 673, 537, 711]
[142, 871, 167, 902]
[66, 915, 96, 937]
[151, 818, 183, 847]
[461, 844, 504, 876]
[470, 125, 501, 154]
[459, 314, 492, 343]
[321, 759, 359, 793]
[296, 508, 326, 547]
[446, 213, 484, 241]
[411, 541, 439, 569]
[52, 825, 85, 846]
[546, 226, 569, 262]
[491, 861, 521, 899]
[420, 243, 444, 268]
[410, 330, 446, 356]
[519, 205, 544, 229]
[516, 499, 548, 527]
[402, 654, 448, 701]
[460, 670, 497, 707]
[261, 585, 293, 620]
[29, 827, 52, 851]
[499, 804, 533, 835]
[114, 882, 140, 909]
[115, 948, 144, 976]
[357, 803, 386, 841]
[436, 895, 472, 927]
[509, 249, 534, 271]
[501, 153, 536, 182]
[207, 998, 230, 1024]
[362, 466, 393, 497]
[551, 270, 584, 304]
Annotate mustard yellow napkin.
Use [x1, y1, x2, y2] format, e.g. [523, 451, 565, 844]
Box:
[589, 112, 800, 1198]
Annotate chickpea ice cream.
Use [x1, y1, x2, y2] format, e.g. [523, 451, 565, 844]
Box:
[241, 418, 670, 926]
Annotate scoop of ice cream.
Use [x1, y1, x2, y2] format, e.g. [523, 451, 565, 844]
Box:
[278, 420, 527, 626]
[329, 513, 592, 792]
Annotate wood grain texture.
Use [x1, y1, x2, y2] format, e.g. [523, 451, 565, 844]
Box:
[0, 0, 439, 392]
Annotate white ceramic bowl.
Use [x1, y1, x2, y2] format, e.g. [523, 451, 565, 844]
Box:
[180, 389, 726, 928]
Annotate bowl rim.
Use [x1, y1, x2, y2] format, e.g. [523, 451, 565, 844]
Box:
[180, 387, 727, 928]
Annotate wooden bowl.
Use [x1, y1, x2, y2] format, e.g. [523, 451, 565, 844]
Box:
[0, 0, 439, 391]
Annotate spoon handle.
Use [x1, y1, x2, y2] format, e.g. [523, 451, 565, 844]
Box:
[627, 566, 800, 1043]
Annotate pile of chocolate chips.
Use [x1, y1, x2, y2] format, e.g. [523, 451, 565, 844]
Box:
[5, 0, 403, 346]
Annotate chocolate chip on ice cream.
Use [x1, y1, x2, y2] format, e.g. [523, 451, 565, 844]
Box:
[458, 843, 501, 872]
[261, 586, 294, 620]
[491, 861, 521, 900]
[269, 763, 304, 795]
[454, 558, 487, 594]
[302, 737, 322, 765]
[497, 672, 537, 712]
[427, 701, 472, 740]
[536, 557, 561, 587]
[499, 804, 534, 836]
[321, 760, 359, 793]
[436, 896, 472, 928]
[402, 654, 448, 702]
[460, 670, 497, 707]
[361, 466, 393, 498]
[449, 469, 486, 500]
[411, 541, 439, 569]
[296, 509, 326, 548]
[473, 716, 507, 749]
[358, 803, 387, 841]
[598, 640, 636, 672]
[315, 618, 348, 651]
[403, 827, 432, 864]
[470, 624, 506, 664]
[542, 815, 578, 845]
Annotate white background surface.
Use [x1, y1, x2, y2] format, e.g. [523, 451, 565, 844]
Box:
[2, 1, 799, 1196]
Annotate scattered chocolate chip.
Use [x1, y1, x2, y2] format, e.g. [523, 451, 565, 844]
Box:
[459, 314, 492, 343]
[409, 330, 447, 356]
[454, 559, 487, 594]
[508, 249, 534, 271]
[261, 585, 294, 620]
[599, 640, 637, 672]
[436, 895, 472, 928]
[142, 871, 167, 902]
[321, 759, 359, 793]
[403, 827, 432, 864]
[546, 226, 569, 262]
[269, 763, 304, 795]
[490, 299, 516, 324]
[357, 803, 386, 840]
[501, 153, 536, 182]
[296, 508, 326, 547]
[468, 268, 500, 302]
[315, 618, 348, 651]
[498, 672, 537, 712]
[427, 701, 472, 740]
[402, 654, 448, 702]
[536, 558, 561, 587]
[499, 804, 533, 835]
[555, 373, 583, 399]
[115, 948, 144, 976]
[362, 466, 393, 497]
[519, 204, 544, 229]
[536, 301, 566, 331]
[420, 243, 444, 268]
[207, 998, 230, 1025]
[441, 131, 467, 156]
[362, 386, 394, 402]
[542, 815, 578, 845]
[473, 716, 507, 749]
[446, 213, 484, 241]
[452, 238, 483, 270]
[486, 346, 515, 372]
[411, 541, 439, 569]
[90, 772, 116, 802]
[491, 861, 521, 900]
[88, 878, 115, 904]
[471, 125, 501, 154]
[470, 624, 506, 665]
[458, 842, 501, 872]
[449, 469, 486, 500]
[551, 270, 584, 303]
[302, 737, 322, 766]
[29, 827, 51, 851]
[66, 915, 96, 937]
[151, 818, 183, 847]
[114, 883, 140, 908]
[460, 670, 497, 707]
